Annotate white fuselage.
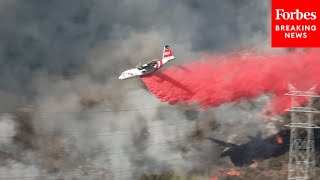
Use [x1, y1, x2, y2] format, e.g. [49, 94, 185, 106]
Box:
[118, 68, 147, 80]
[119, 45, 175, 80]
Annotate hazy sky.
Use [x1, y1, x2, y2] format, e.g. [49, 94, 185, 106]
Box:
[0, 1, 274, 179]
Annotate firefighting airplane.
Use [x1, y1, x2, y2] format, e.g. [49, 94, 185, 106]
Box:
[119, 45, 175, 80]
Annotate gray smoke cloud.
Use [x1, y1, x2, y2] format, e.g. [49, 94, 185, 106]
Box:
[0, 0, 278, 179]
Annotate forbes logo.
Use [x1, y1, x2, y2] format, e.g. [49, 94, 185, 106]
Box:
[275, 9, 317, 20]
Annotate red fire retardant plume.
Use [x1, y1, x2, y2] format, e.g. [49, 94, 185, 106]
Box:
[141, 50, 320, 117]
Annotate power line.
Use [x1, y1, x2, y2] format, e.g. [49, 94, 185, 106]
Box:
[0, 106, 179, 115]
[0, 120, 197, 160]
[0, 152, 197, 179]
[16, 126, 196, 161]
[0, 125, 198, 167]
[0, 140, 194, 179]
[0, 125, 199, 178]
[0, 121, 195, 137]
[39, 120, 193, 135]
[0, 156, 198, 179]
[0, 107, 200, 179]
[47, 131, 196, 159]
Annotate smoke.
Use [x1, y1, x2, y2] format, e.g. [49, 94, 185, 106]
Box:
[142, 50, 320, 117]
[0, 0, 277, 179]
[0, 114, 15, 146]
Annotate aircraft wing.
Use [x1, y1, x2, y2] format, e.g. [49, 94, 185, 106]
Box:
[119, 65, 156, 80]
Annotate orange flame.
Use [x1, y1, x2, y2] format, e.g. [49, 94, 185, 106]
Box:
[253, 159, 259, 168]
[250, 159, 259, 168]
[220, 168, 241, 176]
[210, 176, 218, 180]
[276, 134, 283, 144]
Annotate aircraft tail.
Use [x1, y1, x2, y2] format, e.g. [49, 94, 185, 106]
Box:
[162, 45, 175, 62]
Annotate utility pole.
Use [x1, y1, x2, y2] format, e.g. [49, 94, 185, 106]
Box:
[285, 84, 320, 180]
